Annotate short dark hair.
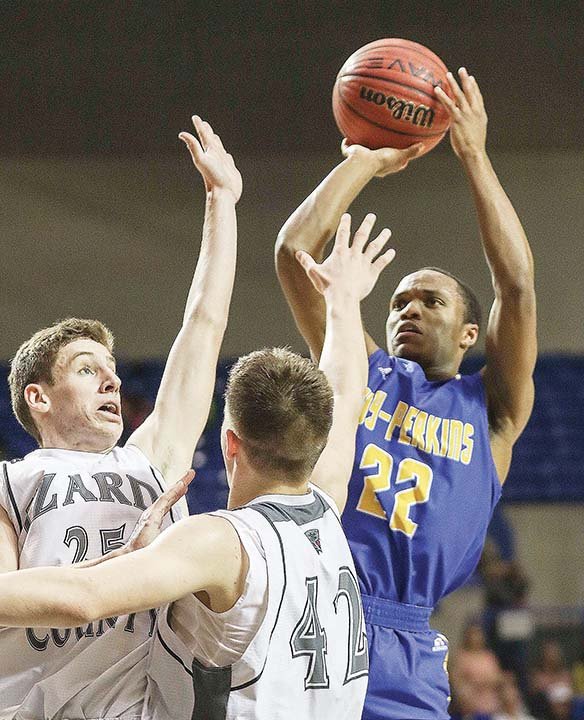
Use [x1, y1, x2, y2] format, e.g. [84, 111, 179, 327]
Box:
[225, 348, 334, 482]
[420, 267, 482, 327]
[9, 318, 114, 443]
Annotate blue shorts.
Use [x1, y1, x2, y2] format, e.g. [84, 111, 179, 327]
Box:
[362, 595, 451, 720]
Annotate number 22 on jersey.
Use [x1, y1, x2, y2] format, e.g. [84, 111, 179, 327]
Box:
[357, 444, 433, 537]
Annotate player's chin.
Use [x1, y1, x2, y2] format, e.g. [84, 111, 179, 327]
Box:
[96, 418, 124, 444]
[392, 341, 426, 362]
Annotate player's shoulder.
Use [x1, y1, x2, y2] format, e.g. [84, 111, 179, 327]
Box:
[1, 449, 43, 475]
[114, 443, 146, 461]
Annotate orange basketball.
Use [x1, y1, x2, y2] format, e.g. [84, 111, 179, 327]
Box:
[332, 39, 451, 155]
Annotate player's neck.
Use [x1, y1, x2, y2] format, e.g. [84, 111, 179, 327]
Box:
[227, 467, 310, 510]
[393, 349, 462, 381]
[39, 429, 115, 454]
[422, 361, 461, 382]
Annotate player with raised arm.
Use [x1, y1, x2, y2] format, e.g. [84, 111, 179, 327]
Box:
[275, 68, 537, 719]
[0, 214, 394, 719]
[0, 116, 241, 719]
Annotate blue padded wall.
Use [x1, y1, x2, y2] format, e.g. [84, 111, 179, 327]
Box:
[1, 355, 583, 511]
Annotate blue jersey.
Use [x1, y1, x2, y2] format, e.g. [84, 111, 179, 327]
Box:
[343, 349, 501, 608]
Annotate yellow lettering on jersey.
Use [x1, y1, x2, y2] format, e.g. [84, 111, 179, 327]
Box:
[460, 423, 475, 465]
[425, 415, 441, 455]
[398, 406, 418, 445]
[384, 401, 409, 440]
[359, 389, 374, 425]
[359, 394, 476, 466]
[356, 444, 392, 519]
[364, 390, 388, 431]
[447, 420, 463, 462]
[411, 411, 428, 450]
[389, 458, 433, 537]
[439, 419, 450, 457]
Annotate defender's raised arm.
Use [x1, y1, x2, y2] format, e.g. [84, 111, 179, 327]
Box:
[128, 116, 242, 488]
[298, 213, 395, 511]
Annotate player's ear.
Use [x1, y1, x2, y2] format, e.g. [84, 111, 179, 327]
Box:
[24, 384, 51, 415]
[225, 429, 242, 461]
[460, 323, 479, 351]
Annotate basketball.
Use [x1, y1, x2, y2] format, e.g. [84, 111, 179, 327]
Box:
[332, 39, 451, 155]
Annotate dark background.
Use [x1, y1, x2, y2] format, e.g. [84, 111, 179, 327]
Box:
[2, 1, 583, 157]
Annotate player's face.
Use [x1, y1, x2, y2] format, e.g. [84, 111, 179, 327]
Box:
[41, 338, 123, 451]
[385, 270, 472, 374]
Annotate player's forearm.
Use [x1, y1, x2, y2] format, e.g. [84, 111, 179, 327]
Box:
[462, 151, 534, 296]
[320, 294, 367, 418]
[182, 189, 237, 328]
[0, 567, 94, 628]
[277, 154, 377, 257]
[128, 190, 236, 479]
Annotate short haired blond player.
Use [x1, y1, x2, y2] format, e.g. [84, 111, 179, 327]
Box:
[0, 213, 397, 719]
[0, 116, 241, 718]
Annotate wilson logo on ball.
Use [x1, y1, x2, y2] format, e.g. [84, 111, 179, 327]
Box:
[359, 87, 435, 128]
[332, 38, 452, 154]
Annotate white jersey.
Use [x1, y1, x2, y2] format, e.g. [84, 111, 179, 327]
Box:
[0, 444, 183, 720]
[143, 485, 369, 720]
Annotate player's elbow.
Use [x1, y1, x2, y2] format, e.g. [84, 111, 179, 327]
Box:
[494, 253, 535, 298]
[183, 306, 228, 338]
[494, 272, 536, 307]
[275, 231, 298, 267]
[63, 576, 108, 626]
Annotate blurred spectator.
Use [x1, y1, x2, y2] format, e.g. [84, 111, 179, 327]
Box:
[529, 640, 574, 720]
[479, 539, 532, 693]
[450, 622, 503, 717]
[546, 683, 575, 720]
[572, 639, 584, 696]
[531, 641, 573, 696]
[493, 671, 537, 720]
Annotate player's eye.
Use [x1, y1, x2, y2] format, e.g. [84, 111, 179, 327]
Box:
[79, 366, 96, 375]
[427, 297, 443, 307]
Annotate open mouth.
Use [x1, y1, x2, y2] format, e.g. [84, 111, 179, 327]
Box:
[98, 403, 120, 419]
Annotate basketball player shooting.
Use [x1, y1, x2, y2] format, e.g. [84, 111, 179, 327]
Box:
[0, 213, 399, 719]
[275, 68, 537, 719]
[0, 116, 241, 718]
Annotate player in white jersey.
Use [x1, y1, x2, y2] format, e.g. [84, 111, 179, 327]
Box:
[0, 211, 396, 719]
[0, 116, 241, 718]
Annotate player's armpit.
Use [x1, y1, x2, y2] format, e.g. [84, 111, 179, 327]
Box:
[483, 288, 537, 444]
[0, 504, 18, 573]
[364, 330, 381, 357]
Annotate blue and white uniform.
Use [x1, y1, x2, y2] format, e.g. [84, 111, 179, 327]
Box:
[342, 349, 501, 719]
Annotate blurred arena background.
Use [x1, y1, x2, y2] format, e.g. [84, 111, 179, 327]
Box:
[1, 3, 583, 718]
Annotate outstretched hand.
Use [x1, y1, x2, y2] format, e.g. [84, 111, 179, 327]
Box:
[434, 68, 487, 160]
[125, 470, 195, 552]
[341, 139, 424, 178]
[180, 116, 242, 202]
[296, 213, 395, 302]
